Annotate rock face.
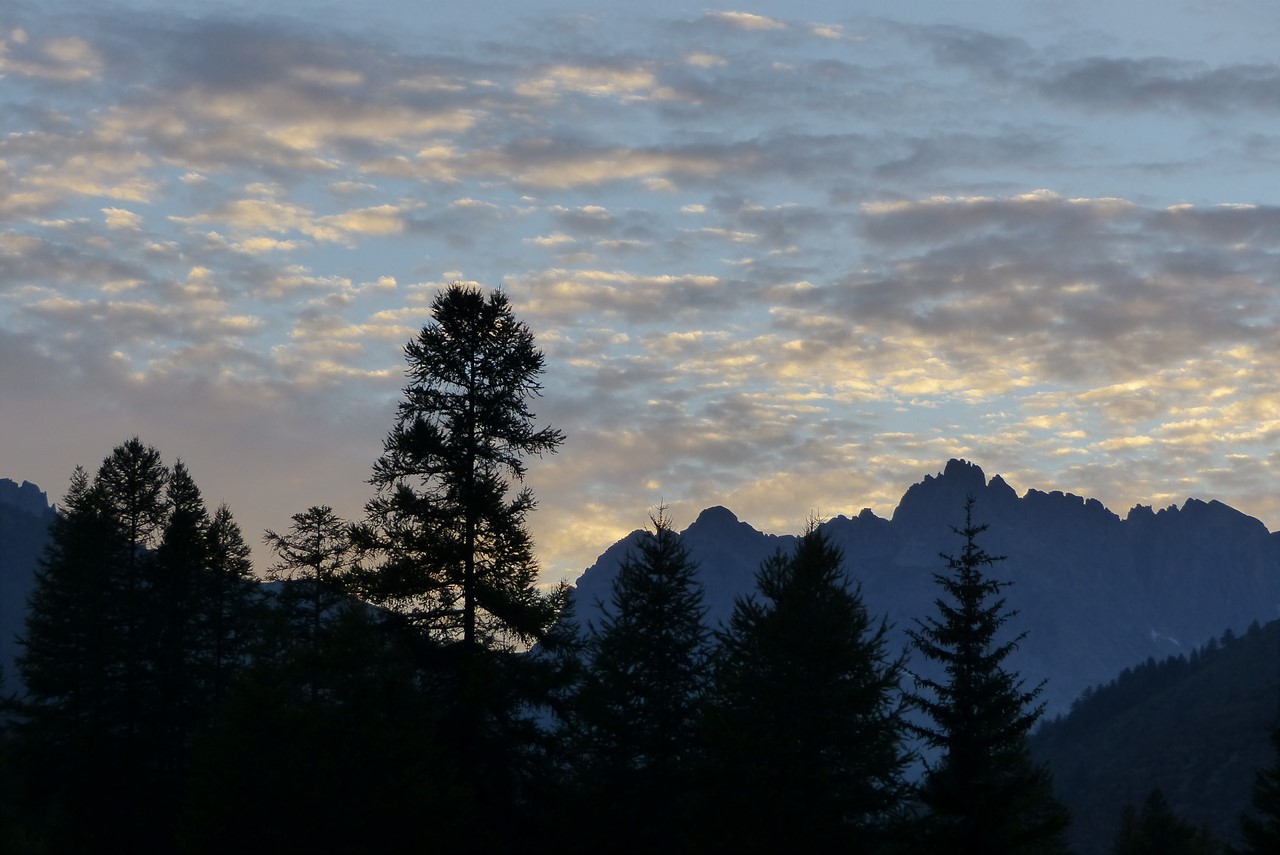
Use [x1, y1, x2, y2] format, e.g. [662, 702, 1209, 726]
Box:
[569, 460, 1280, 715]
[0, 479, 55, 694]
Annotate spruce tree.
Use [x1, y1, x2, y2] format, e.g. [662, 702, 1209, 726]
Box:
[152, 461, 211, 793]
[16, 440, 259, 850]
[1110, 788, 1221, 855]
[16, 440, 173, 849]
[201, 503, 258, 708]
[569, 509, 709, 847]
[907, 497, 1070, 854]
[704, 524, 911, 851]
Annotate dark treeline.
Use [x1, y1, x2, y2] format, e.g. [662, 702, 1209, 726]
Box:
[1034, 618, 1280, 853]
[1, 285, 1277, 854]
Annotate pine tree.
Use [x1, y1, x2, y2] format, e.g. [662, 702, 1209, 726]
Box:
[704, 524, 911, 851]
[569, 509, 709, 847]
[908, 497, 1070, 854]
[355, 283, 565, 651]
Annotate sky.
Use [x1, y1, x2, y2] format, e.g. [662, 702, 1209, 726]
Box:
[3, 0, 1280, 584]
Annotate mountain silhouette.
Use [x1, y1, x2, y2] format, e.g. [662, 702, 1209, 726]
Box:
[570, 459, 1280, 715]
[0, 478, 55, 694]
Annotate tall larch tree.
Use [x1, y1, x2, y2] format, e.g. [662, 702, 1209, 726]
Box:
[355, 283, 564, 651]
[351, 283, 566, 848]
[907, 497, 1070, 855]
[703, 523, 912, 852]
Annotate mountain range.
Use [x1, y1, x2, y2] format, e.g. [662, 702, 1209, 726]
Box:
[5, 458, 1280, 718]
[570, 458, 1280, 716]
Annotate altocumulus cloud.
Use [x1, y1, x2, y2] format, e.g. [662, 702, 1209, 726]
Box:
[3, 2, 1280, 582]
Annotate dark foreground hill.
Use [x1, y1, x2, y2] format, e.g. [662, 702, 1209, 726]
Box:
[571, 459, 1280, 716]
[1031, 619, 1280, 854]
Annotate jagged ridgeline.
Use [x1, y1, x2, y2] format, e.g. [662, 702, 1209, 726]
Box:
[7, 458, 1280, 716]
[570, 459, 1280, 716]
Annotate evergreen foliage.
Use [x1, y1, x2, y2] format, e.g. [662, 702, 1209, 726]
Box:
[182, 605, 452, 854]
[908, 497, 1070, 854]
[355, 283, 565, 651]
[13, 439, 260, 850]
[702, 523, 912, 851]
[1111, 788, 1222, 855]
[1236, 722, 1280, 854]
[264, 505, 357, 694]
[348, 284, 569, 846]
[568, 509, 709, 847]
[1033, 620, 1280, 852]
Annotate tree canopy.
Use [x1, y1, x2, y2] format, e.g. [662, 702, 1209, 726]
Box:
[703, 523, 911, 851]
[355, 283, 564, 651]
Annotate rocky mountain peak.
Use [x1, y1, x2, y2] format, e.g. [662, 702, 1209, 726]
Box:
[0, 478, 52, 518]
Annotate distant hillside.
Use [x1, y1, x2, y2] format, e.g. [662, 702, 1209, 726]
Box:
[571, 459, 1280, 716]
[0, 479, 54, 694]
[1031, 619, 1280, 854]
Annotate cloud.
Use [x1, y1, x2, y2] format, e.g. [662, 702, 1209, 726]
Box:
[0, 31, 103, 81]
[172, 198, 410, 245]
[102, 207, 142, 230]
[6, 5, 1280, 587]
[704, 12, 787, 32]
[515, 63, 683, 103]
[1041, 57, 1280, 113]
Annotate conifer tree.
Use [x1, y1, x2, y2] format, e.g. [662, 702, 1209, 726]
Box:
[152, 461, 211, 787]
[16, 439, 173, 849]
[201, 503, 259, 707]
[569, 510, 709, 847]
[264, 505, 358, 700]
[1236, 723, 1280, 854]
[1111, 788, 1220, 855]
[704, 524, 911, 851]
[266, 506, 355, 641]
[908, 497, 1070, 854]
[16, 440, 259, 850]
[351, 284, 566, 846]
[355, 283, 564, 651]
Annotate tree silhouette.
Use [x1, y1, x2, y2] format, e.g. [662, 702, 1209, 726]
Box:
[567, 509, 709, 848]
[15, 440, 259, 850]
[355, 283, 564, 651]
[703, 523, 912, 851]
[349, 284, 567, 847]
[265, 505, 357, 692]
[1236, 722, 1280, 853]
[908, 497, 1070, 854]
[1111, 788, 1220, 855]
